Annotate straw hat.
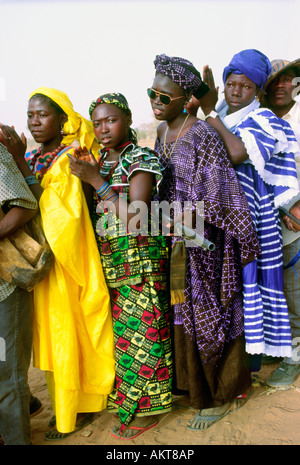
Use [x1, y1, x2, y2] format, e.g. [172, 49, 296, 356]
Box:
[261, 58, 300, 105]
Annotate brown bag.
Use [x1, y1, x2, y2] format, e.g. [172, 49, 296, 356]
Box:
[0, 211, 54, 291]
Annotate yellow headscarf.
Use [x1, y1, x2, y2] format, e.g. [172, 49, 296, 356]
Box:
[29, 87, 100, 155]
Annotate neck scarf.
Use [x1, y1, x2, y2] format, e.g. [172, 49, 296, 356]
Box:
[217, 98, 260, 131]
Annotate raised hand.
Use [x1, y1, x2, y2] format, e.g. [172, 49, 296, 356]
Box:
[0, 124, 27, 162]
[199, 65, 219, 115]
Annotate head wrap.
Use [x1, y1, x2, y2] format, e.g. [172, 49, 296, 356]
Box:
[88, 92, 138, 144]
[154, 54, 209, 99]
[222, 49, 271, 90]
[29, 87, 99, 154]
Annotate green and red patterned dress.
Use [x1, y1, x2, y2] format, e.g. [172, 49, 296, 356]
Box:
[92, 143, 172, 435]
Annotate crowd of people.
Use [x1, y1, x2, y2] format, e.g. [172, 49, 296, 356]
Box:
[0, 48, 299, 444]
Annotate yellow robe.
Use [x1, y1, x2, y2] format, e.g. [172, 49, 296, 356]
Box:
[32, 148, 115, 433]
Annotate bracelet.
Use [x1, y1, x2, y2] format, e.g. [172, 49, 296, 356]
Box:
[25, 175, 39, 186]
[204, 110, 219, 121]
[98, 186, 111, 199]
[105, 194, 119, 208]
[103, 193, 117, 202]
[101, 188, 115, 201]
[96, 181, 109, 197]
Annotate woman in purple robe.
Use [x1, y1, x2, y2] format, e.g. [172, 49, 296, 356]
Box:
[148, 54, 261, 430]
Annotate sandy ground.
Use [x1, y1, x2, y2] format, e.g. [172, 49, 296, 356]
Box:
[28, 360, 300, 446]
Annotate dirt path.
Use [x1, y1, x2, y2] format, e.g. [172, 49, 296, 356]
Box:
[28, 361, 300, 446]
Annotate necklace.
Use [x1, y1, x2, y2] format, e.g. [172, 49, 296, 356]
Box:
[106, 141, 132, 152]
[163, 114, 190, 158]
[98, 142, 132, 181]
[29, 143, 66, 180]
[98, 155, 120, 181]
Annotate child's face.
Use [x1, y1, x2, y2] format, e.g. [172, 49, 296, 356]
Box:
[91, 103, 131, 149]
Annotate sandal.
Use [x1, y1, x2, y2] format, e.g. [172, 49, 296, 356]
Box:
[48, 415, 56, 427]
[186, 389, 254, 431]
[45, 413, 94, 441]
[111, 420, 159, 440]
[186, 403, 232, 431]
[231, 389, 254, 410]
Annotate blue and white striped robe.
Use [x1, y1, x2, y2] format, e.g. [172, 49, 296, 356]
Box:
[232, 108, 299, 356]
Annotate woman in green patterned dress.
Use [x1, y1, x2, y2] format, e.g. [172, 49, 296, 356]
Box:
[69, 93, 172, 440]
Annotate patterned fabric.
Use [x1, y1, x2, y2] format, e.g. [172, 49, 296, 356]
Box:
[231, 108, 300, 357]
[93, 143, 172, 433]
[107, 280, 172, 433]
[93, 144, 167, 288]
[89, 92, 131, 117]
[155, 120, 261, 365]
[0, 143, 37, 302]
[153, 54, 209, 99]
[25, 145, 72, 176]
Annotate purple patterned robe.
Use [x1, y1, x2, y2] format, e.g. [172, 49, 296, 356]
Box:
[155, 120, 260, 405]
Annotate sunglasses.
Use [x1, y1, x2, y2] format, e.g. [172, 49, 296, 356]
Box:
[147, 88, 185, 106]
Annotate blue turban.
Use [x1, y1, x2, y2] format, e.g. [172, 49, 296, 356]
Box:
[222, 49, 271, 90]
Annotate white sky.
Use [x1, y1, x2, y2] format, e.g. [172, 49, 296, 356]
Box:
[0, 0, 299, 136]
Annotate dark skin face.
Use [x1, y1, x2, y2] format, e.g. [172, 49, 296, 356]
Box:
[224, 73, 258, 114]
[27, 96, 67, 154]
[91, 104, 131, 156]
[266, 69, 297, 117]
[149, 72, 197, 142]
[150, 73, 187, 123]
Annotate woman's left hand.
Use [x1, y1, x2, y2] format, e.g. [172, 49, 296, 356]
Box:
[68, 146, 102, 188]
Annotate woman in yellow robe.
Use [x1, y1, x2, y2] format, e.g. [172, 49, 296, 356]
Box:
[22, 88, 115, 440]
